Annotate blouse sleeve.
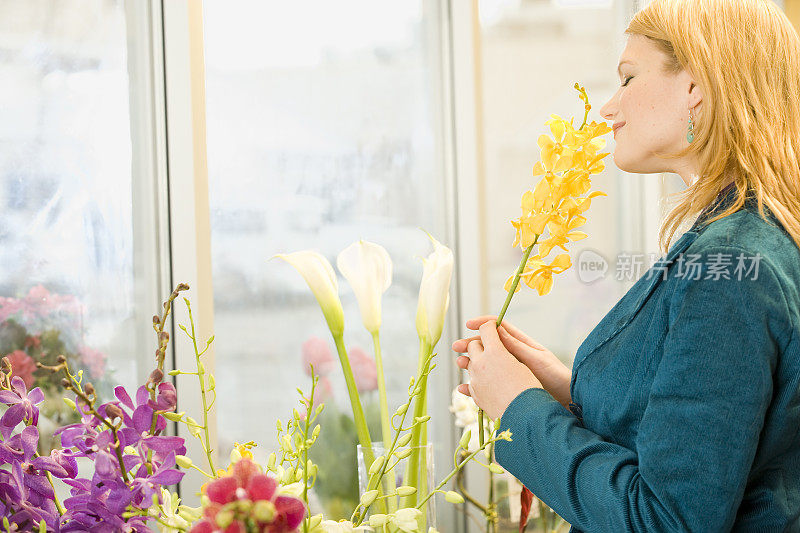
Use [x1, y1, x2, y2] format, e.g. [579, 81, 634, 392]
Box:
[494, 246, 790, 532]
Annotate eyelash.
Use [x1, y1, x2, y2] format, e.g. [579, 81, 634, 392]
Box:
[621, 76, 633, 87]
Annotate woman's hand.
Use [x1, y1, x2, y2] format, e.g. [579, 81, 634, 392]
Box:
[452, 320, 542, 419]
[452, 316, 573, 409]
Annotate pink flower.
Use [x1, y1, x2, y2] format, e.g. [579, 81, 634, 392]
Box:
[6, 350, 36, 389]
[78, 346, 107, 380]
[349, 346, 378, 393]
[301, 336, 335, 377]
[192, 459, 305, 533]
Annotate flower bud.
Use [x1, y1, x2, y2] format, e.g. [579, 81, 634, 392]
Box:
[359, 489, 379, 507]
[394, 448, 412, 459]
[414, 415, 431, 424]
[459, 430, 471, 450]
[63, 397, 77, 411]
[176, 455, 193, 469]
[84, 383, 95, 396]
[369, 514, 389, 527]
[57, 355, 67, 363]
[312, 425, 321, 438]
[488, 463, 504, 474]
[308, 514, 323, 529]
[105, 404, 123, 421]
[397, 433, 413, 447]
[148, 368, 164, 386]
[215, 509, 235, 529]
[163, 411, 184, 422]
[368, 456, 385, 477]
[395, 404, 408, 417]
[253, 500, 276, 523]
[445, 491, 464, 504]
[396, 486, 416, 497]
[229, 447, 242, 463]
[267, 453, 277, 470]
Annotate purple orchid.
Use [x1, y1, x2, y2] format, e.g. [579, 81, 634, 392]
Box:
[0, 376, 44, 437]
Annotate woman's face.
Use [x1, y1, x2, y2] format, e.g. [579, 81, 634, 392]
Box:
[599, 35, 701, 180]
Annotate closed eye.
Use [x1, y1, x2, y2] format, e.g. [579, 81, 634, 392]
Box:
[621, 75, 633, 87]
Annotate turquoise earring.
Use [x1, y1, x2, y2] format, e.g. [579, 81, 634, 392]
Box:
[687, 111, 695, 143]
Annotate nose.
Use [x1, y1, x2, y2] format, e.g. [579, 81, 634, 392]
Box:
[599, 93, 618, 121]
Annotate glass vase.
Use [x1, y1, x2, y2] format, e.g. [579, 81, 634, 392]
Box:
[357, 441, 435, 527]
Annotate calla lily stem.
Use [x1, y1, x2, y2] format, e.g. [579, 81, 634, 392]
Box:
[332, 334, 376, 475]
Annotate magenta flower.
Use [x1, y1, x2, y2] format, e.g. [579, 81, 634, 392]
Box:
[190, 459, 305, 533]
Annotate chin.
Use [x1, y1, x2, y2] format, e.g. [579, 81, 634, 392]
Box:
[611, 150, 665, 175]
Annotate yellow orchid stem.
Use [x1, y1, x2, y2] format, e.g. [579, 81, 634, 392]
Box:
[372, 331, 398, 513]
[332, 334, 376, 479]
[478, 235, 540, 447]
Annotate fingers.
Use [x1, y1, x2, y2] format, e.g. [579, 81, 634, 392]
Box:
[497, 322, 547, 351]
[466, 338, 483, 360]
[465, 315, 500, 330]
[456, 355, 470, 370]
[457, 383, 471, 396]
[498, 326, 539, 360]
[451, 335, 481, 353]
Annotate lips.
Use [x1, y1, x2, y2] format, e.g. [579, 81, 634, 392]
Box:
[613, 122, 626, 135]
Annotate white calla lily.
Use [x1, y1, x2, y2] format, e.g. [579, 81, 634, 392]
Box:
[273, 251, 345, 336]
[336, 240, 392, 334]
[415, 232, 454, 347]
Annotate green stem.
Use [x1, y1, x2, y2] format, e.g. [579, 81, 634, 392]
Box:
[302, 370, 317, 533]
[478, 236, 539, 448]
[415, 438, 498, 511]
[402, 340, 431, 510]
[187, 302, 216, 475]
[43, 469, 65, 515]
[332, 334, 375, 476]
[487, 439, 496, 533]
[372, 331, 398, 513]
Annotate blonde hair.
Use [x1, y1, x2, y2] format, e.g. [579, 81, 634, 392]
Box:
[626, 0, 800, 252]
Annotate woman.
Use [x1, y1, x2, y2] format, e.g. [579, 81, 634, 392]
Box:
[452, 0, 800, 531]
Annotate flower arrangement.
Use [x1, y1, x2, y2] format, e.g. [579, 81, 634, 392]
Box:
[0, 84, 609, 533]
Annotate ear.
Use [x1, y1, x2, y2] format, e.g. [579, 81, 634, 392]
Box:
[686, 74, 703, 112]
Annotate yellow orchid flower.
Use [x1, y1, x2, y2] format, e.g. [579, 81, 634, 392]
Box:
[511, 211, 554, 248]
[521, 253, 572, 296]
[539, 215, 589, 256]
[537, 116, 577, 173]
[504, 254, 546, 294]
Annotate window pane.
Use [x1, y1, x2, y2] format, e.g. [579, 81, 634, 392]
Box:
[0, 0, 152, 442]
[479, 0, 625, 365]
[203, 0, 448, 519]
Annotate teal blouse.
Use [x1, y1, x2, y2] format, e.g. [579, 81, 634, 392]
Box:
[495, 185, 800, 532]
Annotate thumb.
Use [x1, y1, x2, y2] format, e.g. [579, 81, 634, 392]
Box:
[478, 320, 504, 351]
